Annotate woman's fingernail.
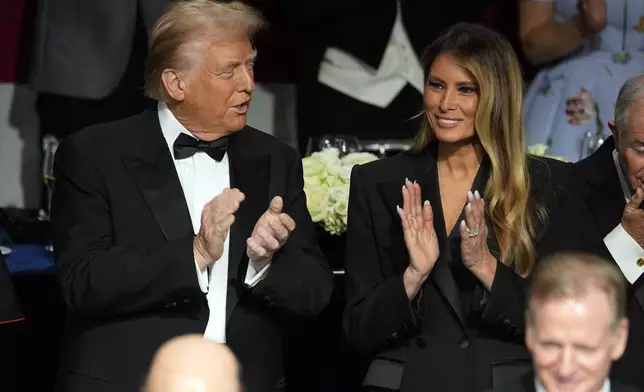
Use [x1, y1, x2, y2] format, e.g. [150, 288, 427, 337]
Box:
[424, 200, 430, 206]
[474, 190, 481, 200]
[467, 190, 474, 201]
[466, 203, 472, 212]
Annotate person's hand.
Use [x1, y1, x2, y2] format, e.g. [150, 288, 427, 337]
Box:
[397, 179, 439, 279]
[460, 190, 495, 270]
[246, 196, 296, 269]
[194, 188, 245, 270]
[578, 0, 607, 34]
[622, 187, 644, 247]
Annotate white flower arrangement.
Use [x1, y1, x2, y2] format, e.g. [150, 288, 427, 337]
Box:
[528, 143, 568, 162]
[302, 148, 379, 235]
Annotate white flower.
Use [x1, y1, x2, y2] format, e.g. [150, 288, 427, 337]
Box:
[311, 148, 341, 167]
[302, 155, 327, 180]
[302, 147, 379, 234]
[303, 183, 329, 223]
[341, 152, 379, 167]
[329, 184, 350, 223]
[546, 155, 568, 162]
[528, 144, 569, 162]
[528, 143, 549, 156]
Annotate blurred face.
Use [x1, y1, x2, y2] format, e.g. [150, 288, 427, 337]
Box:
[177, 37, 256, 139]
[526, 291, 628, 392]
[613, 100, 644, 192]
[424, 53, 479, 144]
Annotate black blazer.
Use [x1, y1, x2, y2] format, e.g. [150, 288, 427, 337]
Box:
[573, 136, 644, 390]
[0, 252, 23, 324]
[486, 371, 643, 392]
[343, 145, 585, 392]
[51, 108, 334, 392]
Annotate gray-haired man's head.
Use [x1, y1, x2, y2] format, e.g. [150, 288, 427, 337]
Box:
[610, 74, 644, 192]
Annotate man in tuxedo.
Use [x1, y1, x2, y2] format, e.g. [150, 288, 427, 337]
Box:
[571, 74, 644, 390]
[145, 334, 241, 392]
[50, 2, 334, 392]
[282, 0, 489, 153]
[490, 253, 640, 392]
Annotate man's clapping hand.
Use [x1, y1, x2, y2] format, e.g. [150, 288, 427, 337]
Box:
[194, 188, 245, 271]
[246, 196, 296, 270]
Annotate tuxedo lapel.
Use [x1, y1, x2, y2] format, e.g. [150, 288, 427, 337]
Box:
[122, 110, 194, 242]
[225, 129, 270, 322]
[586, 174, 625, 239]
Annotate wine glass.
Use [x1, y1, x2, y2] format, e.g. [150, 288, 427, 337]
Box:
[307, 134, 361, 156]
[41, 134, 59, 252]
[580, 131, 604, 160]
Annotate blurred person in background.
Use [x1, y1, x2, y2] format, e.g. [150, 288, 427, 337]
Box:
[521, 0, 644, 162]
[29, 0, 175, 140]
[282, 0, 490, 154]
[145, 334, 241, 392]
[489, 253, 640, 392]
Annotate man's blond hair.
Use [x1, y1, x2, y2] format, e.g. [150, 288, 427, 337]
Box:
[144, 0, 267, 101]
[526, 252, 627, 328]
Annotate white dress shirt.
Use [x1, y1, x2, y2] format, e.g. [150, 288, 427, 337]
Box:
[536, 378, 610, 392]
[603, 150, 644, 285]
[317, 0, 424, 108]
[158, 102, 269, 343]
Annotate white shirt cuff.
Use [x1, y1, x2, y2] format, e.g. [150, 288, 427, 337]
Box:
[244, 262, 270, 287]
[195, 260, 209, 293]
[604, 224, 644, 284]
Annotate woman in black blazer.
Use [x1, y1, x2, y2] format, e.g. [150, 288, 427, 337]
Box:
[343, 23, 583, 392]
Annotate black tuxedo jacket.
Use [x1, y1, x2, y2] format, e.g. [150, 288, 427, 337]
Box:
[343, 146, 587, 392]
[487, 371, 643, 392]
[0, 252, 23, 324]
[573, 136, 644, 390]
[50, 108, 334, 392]
[283, 0, 488, 72]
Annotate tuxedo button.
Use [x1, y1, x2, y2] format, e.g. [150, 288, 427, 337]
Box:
[459, 339, 470, 350]
[502, 319, 511, 328]
[415, 337, 426, 349]
[263, 296, 273, 303]
[637, 257, 644, 267]
[182, 298, 191, 304]
[164, 301, 177, 309]
[388, 332, 399, 341]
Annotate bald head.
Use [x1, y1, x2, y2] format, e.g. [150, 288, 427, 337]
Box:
[145, 335, 240, 392]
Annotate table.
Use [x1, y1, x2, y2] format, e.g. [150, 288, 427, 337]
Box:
[4, 243, 55, 275]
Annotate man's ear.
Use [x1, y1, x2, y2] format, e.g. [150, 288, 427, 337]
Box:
[608, 120, 618, 141]
[161, 69, 187, 102]
[610, 318, 629, 361]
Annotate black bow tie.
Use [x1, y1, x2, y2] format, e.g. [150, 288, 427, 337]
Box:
[173, 133, 230, 162]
